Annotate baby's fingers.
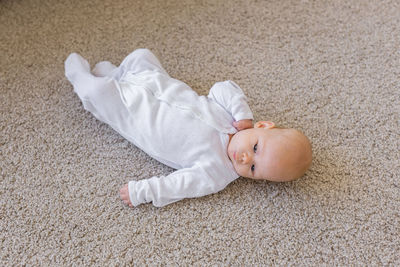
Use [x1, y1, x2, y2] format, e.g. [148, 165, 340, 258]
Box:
[233, 119, 253, 131]
[119, 184, 128, 197]
[119, 184, 133, 207]
[121, 194, 133, 207]
[232, 121, 243, 130]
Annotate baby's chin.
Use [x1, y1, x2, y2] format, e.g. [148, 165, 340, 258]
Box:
[239, 166, 303, 182]
[243, 174, 299, 182]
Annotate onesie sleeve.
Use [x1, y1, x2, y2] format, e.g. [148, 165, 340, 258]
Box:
[208, 80, 254, 121]
[128, 164, 232, 207]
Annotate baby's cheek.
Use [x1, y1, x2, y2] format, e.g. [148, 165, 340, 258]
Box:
[234, 164, 247, 177]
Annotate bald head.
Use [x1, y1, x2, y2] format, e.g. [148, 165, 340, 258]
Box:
[228, 125, 312, 182]
[264, 128, 312, 182]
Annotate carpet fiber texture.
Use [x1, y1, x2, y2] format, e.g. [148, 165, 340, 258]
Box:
[1, 0, 399, 265]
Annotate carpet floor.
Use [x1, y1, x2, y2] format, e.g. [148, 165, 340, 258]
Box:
[1, 0, 399, 265]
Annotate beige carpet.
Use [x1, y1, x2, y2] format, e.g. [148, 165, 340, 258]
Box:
[1, 0, 399, 265]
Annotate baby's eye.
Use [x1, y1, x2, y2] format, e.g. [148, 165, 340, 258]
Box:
[253, 143, 258, 153]
[251, 165, 255, 172]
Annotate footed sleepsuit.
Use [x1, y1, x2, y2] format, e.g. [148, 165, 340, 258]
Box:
[65, 49, 253, 207]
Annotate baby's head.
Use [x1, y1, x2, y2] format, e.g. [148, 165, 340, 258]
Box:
[228, 121, 312, 182]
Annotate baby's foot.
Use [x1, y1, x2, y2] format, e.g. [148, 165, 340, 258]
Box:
[92, 61, 117, 77]
[65, 53, 91, 82]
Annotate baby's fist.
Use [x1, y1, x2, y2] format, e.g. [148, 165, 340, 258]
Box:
[119, 184, 133, 207]
[233, 119, 253, 131]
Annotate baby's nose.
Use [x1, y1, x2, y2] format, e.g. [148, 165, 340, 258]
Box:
[240, 152, 252, 164]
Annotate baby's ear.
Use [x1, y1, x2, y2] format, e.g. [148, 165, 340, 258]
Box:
[254, 121, 275, 129]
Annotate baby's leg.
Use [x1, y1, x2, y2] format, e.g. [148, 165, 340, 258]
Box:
[65, 53, 103, 101]
[65, 53, 129, 126]
[92, 61, 117, 77]
[88, 49, 168, 82]
[65, 53, 91, 84]
[119, 48, 169, 77]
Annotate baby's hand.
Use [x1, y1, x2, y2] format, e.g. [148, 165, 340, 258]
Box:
[233, 119, 253, 131]
[119, 184, 133, 207]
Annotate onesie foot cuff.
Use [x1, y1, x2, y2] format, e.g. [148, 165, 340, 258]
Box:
[65, 53, 91, 82]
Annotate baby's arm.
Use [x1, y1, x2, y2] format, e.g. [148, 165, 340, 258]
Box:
[208, 81, 254, 128]
[119, 164, 230, 207]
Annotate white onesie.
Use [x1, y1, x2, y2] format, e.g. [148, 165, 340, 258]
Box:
[65, 49, 254, 207]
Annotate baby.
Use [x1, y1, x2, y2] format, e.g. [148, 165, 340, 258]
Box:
[65, 49, 312, 207]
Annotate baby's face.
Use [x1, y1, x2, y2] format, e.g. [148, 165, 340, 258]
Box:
[227, 126, 312, 182]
